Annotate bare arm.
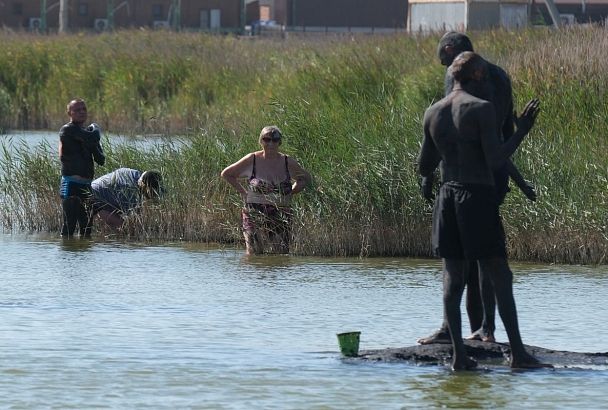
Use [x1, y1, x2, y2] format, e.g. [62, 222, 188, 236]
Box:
[220, 153, 254, 200]
[287, 157, 311, 195]
[417, 111, 441, 178]
[505, 160, 536, 201]
[481, 99, 540, 169]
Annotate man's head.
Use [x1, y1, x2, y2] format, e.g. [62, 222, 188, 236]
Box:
[67, 98, 87, 125]
[138, 170, 163, 200]
[450, 51, 487, 86]
[437, 32, 474, 66]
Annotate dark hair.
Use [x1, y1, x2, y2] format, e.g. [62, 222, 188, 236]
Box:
[140, 170, 163, 199]
[67, 98, 86, 113]
[450, 52, 486, 84]
[437, 31, 474, 56]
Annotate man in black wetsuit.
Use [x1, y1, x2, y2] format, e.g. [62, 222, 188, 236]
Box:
[418, 32, 537, 344]
[417, 51, 551, 370]
[59, 98, 105, 237]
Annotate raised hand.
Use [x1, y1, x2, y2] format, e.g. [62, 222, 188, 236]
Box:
[514, 98, 540, 135]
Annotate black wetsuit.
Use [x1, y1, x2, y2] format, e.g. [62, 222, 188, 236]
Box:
[59, 121, 105, 237]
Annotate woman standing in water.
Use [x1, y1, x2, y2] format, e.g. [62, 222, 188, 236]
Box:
[221, 126, 311, 255]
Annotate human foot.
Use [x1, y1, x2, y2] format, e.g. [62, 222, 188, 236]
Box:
[510, 353, 554, 369]
[417, 328, 451, 345]
[465, 328, 496, 343]
[451, 356, 478, 371]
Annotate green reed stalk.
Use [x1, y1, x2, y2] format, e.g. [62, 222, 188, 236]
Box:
[0, 28, 606, 263]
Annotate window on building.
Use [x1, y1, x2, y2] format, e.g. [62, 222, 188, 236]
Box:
[152, 4, 164, 20]
[12, 2, 23, 15]
[78, 2, 89, 16]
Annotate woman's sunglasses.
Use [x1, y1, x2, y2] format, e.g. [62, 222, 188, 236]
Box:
[262, 132, 281, 143]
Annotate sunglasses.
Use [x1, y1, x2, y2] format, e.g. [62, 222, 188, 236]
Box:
[262, 136, 281, 143]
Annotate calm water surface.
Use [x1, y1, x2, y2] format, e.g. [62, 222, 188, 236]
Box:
[0, 130, 174, 158]
[1, 233, 607, 409]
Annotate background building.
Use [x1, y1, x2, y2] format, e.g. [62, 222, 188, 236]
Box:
[0, 0, 245, 32]
[530, 0, 608, 25]
[286, 0, 408, 32]
[408, 0, 529, 32]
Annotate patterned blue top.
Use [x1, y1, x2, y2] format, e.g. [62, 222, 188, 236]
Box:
[91, 168, 142, 212]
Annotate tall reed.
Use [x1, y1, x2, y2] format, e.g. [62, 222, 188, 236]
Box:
[0, 28, 606, 263]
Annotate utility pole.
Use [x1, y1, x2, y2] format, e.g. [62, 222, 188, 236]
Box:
[107, 0, 114, 30]
[40, 0, 47, 32]
[58, 0, 68, 33]
[171, 0, 181, 31]
[240, 0, 246, 34]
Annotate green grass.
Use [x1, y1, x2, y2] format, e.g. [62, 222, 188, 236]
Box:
[0, 27, 606, 263]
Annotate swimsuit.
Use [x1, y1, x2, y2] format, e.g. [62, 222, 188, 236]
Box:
[248, 154, 292, 196]
[432, 182, 507, 260]
[241, 154, 293, 252]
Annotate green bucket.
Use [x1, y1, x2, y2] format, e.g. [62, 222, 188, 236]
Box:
[336, 331, 361, 357]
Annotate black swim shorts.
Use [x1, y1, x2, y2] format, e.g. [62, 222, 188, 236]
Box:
[432, 182, 507, 260]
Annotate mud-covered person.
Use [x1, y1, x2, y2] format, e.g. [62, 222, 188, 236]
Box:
[417, 51, 551, 370]
[59, 98, 105, 237]
[418, 32, 537, 345]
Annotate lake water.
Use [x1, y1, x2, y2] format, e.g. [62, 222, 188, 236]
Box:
[0, 130, 169, 156]
[1, 233, 607, 409]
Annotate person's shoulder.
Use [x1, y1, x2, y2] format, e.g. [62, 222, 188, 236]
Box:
[59, 122, 75, 133]
[459, 94, 493, 113]
[487, 62, 511, 83]
[423, 97, 450, 125]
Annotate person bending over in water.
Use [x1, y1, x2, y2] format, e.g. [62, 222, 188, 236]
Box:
[221, 126, 311, 255]
[59, 98, 105, 237]
[418, 32, 537, 345]
[91, 168, 163, 230]
[417, 51, 552, 370]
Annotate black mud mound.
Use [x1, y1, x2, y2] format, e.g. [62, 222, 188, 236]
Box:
[357, 340, 608, 368]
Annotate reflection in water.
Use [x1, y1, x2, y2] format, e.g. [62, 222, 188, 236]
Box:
[59, 237, 95, 252]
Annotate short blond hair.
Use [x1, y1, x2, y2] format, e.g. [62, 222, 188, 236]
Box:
[258, 125, 282, 144]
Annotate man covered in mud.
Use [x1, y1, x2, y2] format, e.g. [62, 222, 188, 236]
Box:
[417, 51, 551, 370]
[59, 98, 105, 237]
[418, 32, 537, 345]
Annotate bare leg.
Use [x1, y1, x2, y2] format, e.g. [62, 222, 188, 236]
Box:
[444, 259, 477, 370]
[479, 262, 496, 341]
[98, 210, 124, 229]
[478, 258, 552, 369]
[466, 261, 496, 342]
[465, 259, 483, 333]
